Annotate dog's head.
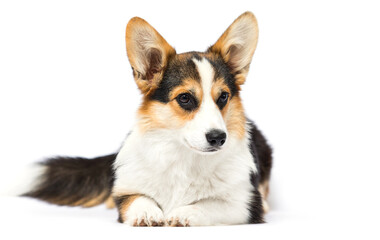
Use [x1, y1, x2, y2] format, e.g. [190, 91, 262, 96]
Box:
[126, 12, 258, 154]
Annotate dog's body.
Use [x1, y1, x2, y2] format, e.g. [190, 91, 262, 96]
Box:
[24, 12, 272, 226]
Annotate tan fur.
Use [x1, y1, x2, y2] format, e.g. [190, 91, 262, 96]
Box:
[225, 96, 246, 139]
[259, 180, 269, 200]
[169, 78, 203, 102]
[211, 78, 231, 103]
[117, 194, 141, 223]
[104, 196, 116, 209]
[168, 78, 203, 122]
[138, 100, 168, 132]
[212, 78, 231, 115]
[79, 191, 109, 208]
[137, 77, 203, 133]
[41, 191, 110, 208]
[211, 78, 234, 122]
[259, 180, 270, 213]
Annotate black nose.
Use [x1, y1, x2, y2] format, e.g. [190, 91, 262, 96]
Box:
[206, 129, 227, 147]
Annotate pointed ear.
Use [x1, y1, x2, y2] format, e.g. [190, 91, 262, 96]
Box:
[208, 12, 258, 85]
[126, 17, 176, 94]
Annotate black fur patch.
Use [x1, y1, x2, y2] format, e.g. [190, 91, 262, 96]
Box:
[246, 119, 273, 223]
[114, 195, 132, 223]
[206, 55, 239, 97]
[247, 119, 273, 183]
[24, 153, 116, 207]
[150, 52, 201, 103]
[247, 175, 265, 224]
[216, 92, 229, 110]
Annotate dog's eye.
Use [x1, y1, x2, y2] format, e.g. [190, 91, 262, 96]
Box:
[176, 93, 198, 111]
[216, 92, 229, 109]
[179, 94, 190, 103]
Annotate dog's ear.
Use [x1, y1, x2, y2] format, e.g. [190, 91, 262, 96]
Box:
[126, 17, 176, 94]
[208, 12, 258, 85]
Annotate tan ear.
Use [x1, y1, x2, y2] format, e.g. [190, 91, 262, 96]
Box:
[126, 17, 176, 94]
[208, 12, 259, 85]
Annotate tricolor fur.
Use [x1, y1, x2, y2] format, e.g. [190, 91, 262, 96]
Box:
[24, 11, 272, 226]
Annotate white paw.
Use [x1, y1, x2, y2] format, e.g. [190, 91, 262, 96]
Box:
[124, 197, 165, 227]
[166, 205, 209, 227]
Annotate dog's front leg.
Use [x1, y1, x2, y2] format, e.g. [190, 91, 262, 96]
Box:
[166, 198, 249, 226]
[114, 194, 165, 227]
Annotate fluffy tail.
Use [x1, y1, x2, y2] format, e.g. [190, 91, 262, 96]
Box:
[23, 153, 116, 208]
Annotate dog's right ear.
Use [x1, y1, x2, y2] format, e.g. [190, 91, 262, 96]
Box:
[126, 17, 176, 95]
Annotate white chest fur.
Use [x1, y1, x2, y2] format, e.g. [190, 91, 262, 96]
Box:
[113, 127, 256, 214]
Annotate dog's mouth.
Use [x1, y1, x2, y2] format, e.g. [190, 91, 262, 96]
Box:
[183, 139, 221, 154]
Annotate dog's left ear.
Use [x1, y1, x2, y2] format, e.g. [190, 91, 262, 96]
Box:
[126, 17, 176, 94]
[208, 12, 258, 85]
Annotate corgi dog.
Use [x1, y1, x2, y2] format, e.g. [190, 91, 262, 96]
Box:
[23, 11, 272, 227]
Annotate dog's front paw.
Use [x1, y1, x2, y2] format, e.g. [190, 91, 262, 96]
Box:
[124, 197, 165, 227]
[166, 205, 209, 227]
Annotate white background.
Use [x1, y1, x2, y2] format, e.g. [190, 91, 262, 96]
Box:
[1, 0, 379, 239]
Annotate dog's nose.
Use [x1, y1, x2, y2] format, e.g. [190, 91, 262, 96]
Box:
[206, 129, 227, 147]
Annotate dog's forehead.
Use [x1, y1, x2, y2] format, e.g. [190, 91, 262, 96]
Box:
[165, 52, 203, 84]
[150, 52, 236, 102]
